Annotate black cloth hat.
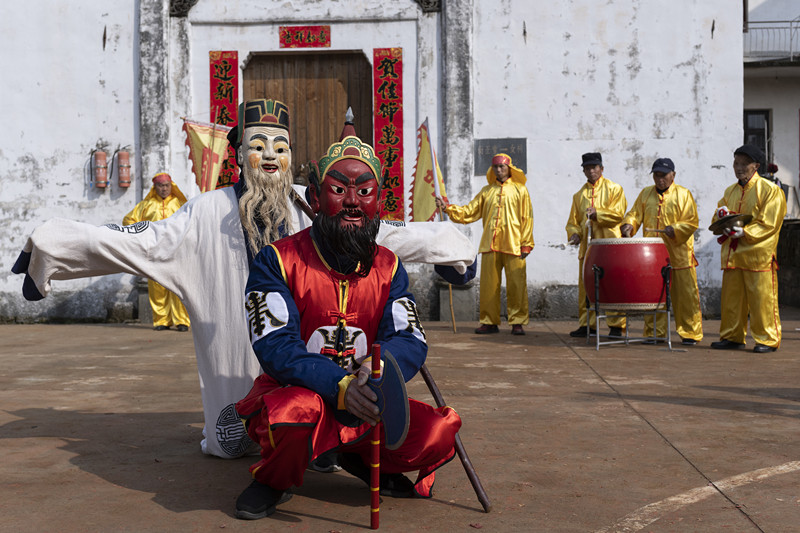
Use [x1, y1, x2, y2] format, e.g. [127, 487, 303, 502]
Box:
[734, 144, 766, 169]
[227, 99, 291, 151]
[581, 152, 603, 166]
[650, 157, 675, 173]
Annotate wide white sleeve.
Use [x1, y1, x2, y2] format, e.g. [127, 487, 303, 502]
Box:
[376, 220, 475, 273]
[13, 191, 219, 301]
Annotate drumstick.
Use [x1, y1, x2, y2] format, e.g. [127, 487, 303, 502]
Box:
[370, 343, 381, 529]
[645, 227, 668, 233]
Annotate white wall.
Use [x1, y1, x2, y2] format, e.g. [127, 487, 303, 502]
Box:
[0, 0, 746, 320]
[748, 0, 800, 21]
[462, 0, 742, 289]
[0, 2, 140, 308]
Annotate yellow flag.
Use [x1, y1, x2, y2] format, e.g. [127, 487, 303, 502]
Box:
[182, 119, 233, 192]
[410, 119, 448, 222]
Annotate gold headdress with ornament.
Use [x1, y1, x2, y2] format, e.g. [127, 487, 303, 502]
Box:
[308, 108, 383, 191]
[317, 136, 382, 185]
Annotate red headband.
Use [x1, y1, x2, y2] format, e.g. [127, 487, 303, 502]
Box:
[152, 173, 172, 184]
[492, 154, 510, 166]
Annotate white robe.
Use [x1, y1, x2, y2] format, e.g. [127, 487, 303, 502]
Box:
[15, 185, 474, 457]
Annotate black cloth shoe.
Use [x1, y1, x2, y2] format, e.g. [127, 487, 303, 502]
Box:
[753, 343, 777, 353]
[607, 327, 624, 337]
[309, 451, 342, 473]
[176, 324, 189, 332]
[681, 338, 698, 345]
[511, 325, 525, 335]
[569, 326, 596, 338]
[154, 325, 168, 331]
[338, 453, 415, 498]
[474, 324, 499, 334]
[642, 338, 663, 345]
[710, 339, 745, 350]
[235, 480, 291, 520]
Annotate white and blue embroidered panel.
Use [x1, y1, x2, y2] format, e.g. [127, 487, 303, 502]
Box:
[392, 297, 426, 344]
[245, 291, 289, 343]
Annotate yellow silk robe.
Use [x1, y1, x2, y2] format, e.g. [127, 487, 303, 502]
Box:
[446, 180, 534, 256]
[123, 186, 187, 227]
[123, 185, 191, 327]
[565, 176, 627, 260]
[713, 174, 786, 271]
[712, 174, 786, 347]
[623, 183, 702, 340]
[446, 176, 533, 325]
[623, 184, 698, 269]
[565, 176, 627, 329]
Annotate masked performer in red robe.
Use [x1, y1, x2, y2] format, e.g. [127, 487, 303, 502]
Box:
[233, 135, 462, 520]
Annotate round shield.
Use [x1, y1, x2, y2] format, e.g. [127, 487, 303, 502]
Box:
[367, 349, 410, 450]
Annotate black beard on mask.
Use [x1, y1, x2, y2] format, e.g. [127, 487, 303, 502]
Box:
[313, 210, 381, 277]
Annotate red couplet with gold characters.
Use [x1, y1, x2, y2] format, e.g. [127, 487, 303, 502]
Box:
[583, 237, 671, 311]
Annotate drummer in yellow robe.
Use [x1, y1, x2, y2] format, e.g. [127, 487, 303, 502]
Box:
[710, 144, 786, 353]
[436, 153, 533, 335]
[620, 158, 702, 345]
[566, 152, 627, 337]
[122, 172, 191, 331]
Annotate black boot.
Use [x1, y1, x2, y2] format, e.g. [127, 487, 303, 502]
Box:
[338, 453, 415, 498]
[235, 480, 292, 520]
[569, 326, 596, 337]
[310, 450, 342, 472]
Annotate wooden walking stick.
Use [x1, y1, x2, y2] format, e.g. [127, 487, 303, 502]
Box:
[370, 343, 382, 529]
[448, 285, 456, 334]
[419, 364, 492, 512]
[435, 204, 457, 334]
[290, 188, 316, 220]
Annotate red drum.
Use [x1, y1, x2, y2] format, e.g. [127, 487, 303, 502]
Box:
[583, 237, 671, 310]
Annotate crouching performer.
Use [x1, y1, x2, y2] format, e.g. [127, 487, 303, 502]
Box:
[233, 135, 462, 520]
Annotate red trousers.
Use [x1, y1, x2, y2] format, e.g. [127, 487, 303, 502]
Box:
[236, 374, 462, 497]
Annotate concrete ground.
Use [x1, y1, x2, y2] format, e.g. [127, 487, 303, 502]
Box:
[2, 309, 800, 532]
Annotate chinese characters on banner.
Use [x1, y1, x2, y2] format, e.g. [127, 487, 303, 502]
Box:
[209, 51, 239, 189]
[373, 48, 404, 221]
[279, 25, 331, 48]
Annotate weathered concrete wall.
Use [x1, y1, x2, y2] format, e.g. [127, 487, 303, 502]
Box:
[139, 0, 172, 189]
[445, 0, 742, 320]
[0, 0, 744, 323]
[0, 2, 142, 322]
[441, 0, 474, 213]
